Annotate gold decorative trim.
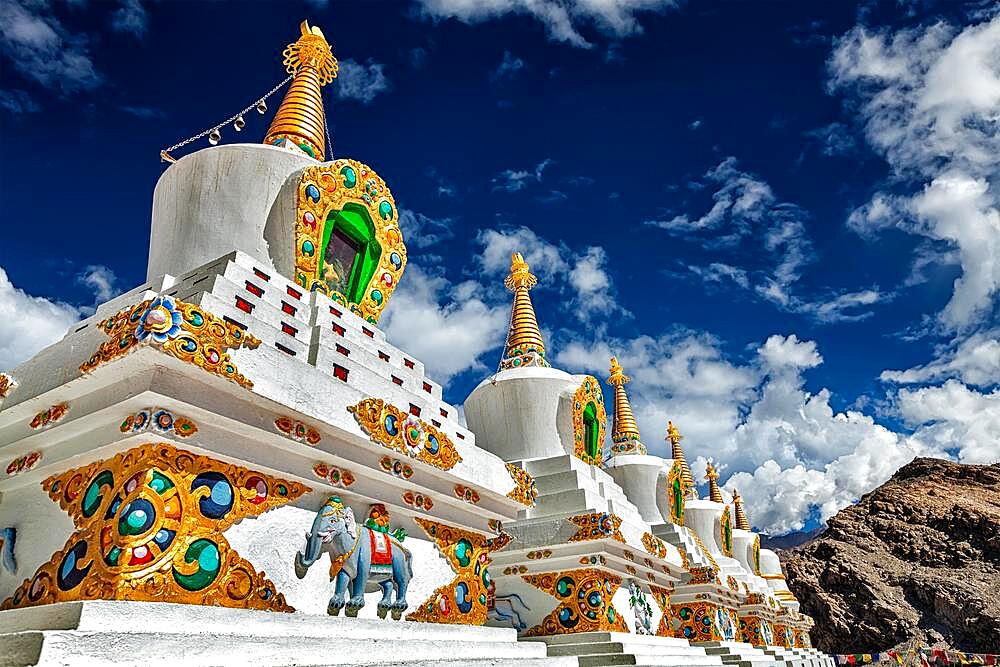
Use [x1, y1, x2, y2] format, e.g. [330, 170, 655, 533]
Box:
[666, 459, 686, 525]
[79, 297, 261, 389]
[30, 403, 68, 430]
[505, 463, 537, 506]
[294, 161, 405, 324]
[348, 398, 461, 470]
[527, 549, 552, 560]
[406, 518, 511, 625]
[672, 601, 738, 642]
[454, 485, 480, 504]
[6, 452, 41, 477]
[121, 408, 198, 439]
[0, 373, 16, 399]
[720, 504, 733, 557]
[566, 512, 625, 543]
[2, 442, 307, 612]
[649, 584, 674, 636]
[642, 532, 668, 559]
[738, 615, 774, 647]
[379, 455, 414, 479]
[402, 489, 434, 510]
[571, 375, 607, 466]
[311, 462, 355, 487]
[522, 568, 628, 636]
[274, 416, 321, 445]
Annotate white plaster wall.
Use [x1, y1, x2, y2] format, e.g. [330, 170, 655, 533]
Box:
[605, 455, 668, 525]
[732, 530, 755, 572]
[684, 499, 724, 554]
[148, 144, 315, 282]
[0, 478, 75, 601]
[464, 367, 580, 463]
[225, 504, 454, 618]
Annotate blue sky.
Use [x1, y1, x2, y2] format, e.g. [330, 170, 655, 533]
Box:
[1, 0, 997, 535]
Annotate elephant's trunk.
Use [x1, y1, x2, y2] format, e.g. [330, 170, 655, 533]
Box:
[295, 529, 323, 579]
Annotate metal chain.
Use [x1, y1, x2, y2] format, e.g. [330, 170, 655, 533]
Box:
[161, 75, 292, 158]
[324, 87, 333, 157]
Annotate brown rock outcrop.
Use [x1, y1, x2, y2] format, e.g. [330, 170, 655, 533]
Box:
[780, 457, 1000, 654]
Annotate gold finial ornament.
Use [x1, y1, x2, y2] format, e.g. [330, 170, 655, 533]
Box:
[706, 461, 723, 503]
[607, 357, 646, 456]
[263, 20, 338, 160]
[666, 420, 696, 498]
[500, 252, 549, 370]
[733, 488, 751, 531]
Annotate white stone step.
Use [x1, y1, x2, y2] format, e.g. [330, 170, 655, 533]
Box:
[0, 601, 574, 667]
[548, 641, 723, 660]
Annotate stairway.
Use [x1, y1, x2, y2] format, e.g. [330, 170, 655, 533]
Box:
[0, 600, 575, 667]
[525, 631, 730, 667]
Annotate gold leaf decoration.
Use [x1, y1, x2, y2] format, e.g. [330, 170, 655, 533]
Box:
[405, 518, 511, 625]
[2, 442, 307, 612]
[79, 297, 261, 389]
[348, 398, 461, 471]
[522, 568, 629, 637]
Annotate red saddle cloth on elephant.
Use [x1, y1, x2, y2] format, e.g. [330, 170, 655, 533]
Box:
[369, 530, 393, 566]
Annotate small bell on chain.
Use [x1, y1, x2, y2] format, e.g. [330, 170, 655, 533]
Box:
[233, 116, 245, 132]
[209, 129, 221, 145]
[256, 100, 267, 114]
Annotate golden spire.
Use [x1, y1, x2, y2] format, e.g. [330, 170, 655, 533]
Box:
[263, 21, 338, 160]
[607, 357, 646, 456]
[705, 462, 723, 503]
[500, 253, 549, 370]
[732, 488, 751, 530]
[666, 420, 696, 498]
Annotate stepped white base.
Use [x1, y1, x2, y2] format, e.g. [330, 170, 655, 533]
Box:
[0, 601, 575, 667]
[698, 641, 807, 667]
[526, 631, 729, 667]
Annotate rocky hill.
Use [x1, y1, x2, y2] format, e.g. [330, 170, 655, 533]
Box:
[780, 457, 1000, 654]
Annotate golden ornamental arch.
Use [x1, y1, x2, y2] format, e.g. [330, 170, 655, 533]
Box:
[294, 160, 407, 324]
[571, 375, 607, 466]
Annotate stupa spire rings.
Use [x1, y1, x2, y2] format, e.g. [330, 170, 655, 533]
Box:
[607, 357, 646, 456]
[499, 253, 549, 371]
[733, 488, 751, 530]
[706, 461, 723, 503]
[263, 20, 337, 160]
[666, 420, 696, 498]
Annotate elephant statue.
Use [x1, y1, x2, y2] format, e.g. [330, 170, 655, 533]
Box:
[295, 496, 412, 619]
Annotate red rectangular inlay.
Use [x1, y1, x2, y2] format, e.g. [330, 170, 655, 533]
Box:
[332, 323, 345, 336]
[431, 419, 441, 428]
[362, 327, 374, 338]
[286, 286, 302, 300]
[456, 432, 465, 440]
[235, 296, 254, 313]
[404, 359, 415, 369]
[281, 323, 297, 336]
[392, 376, 403, 386]
[422, 381, 432, 393]
[333, 364, 349, 381]
[330, 306, 342, 317]
[440, 408, 448, 418]
[409, 404, 421, 417]
[281, 301, 296, 315]
[379, 351, 390, 362]
[253, 268, 270, 281]
[336, 344, 350, 356]
[245, 281, 264, 297]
